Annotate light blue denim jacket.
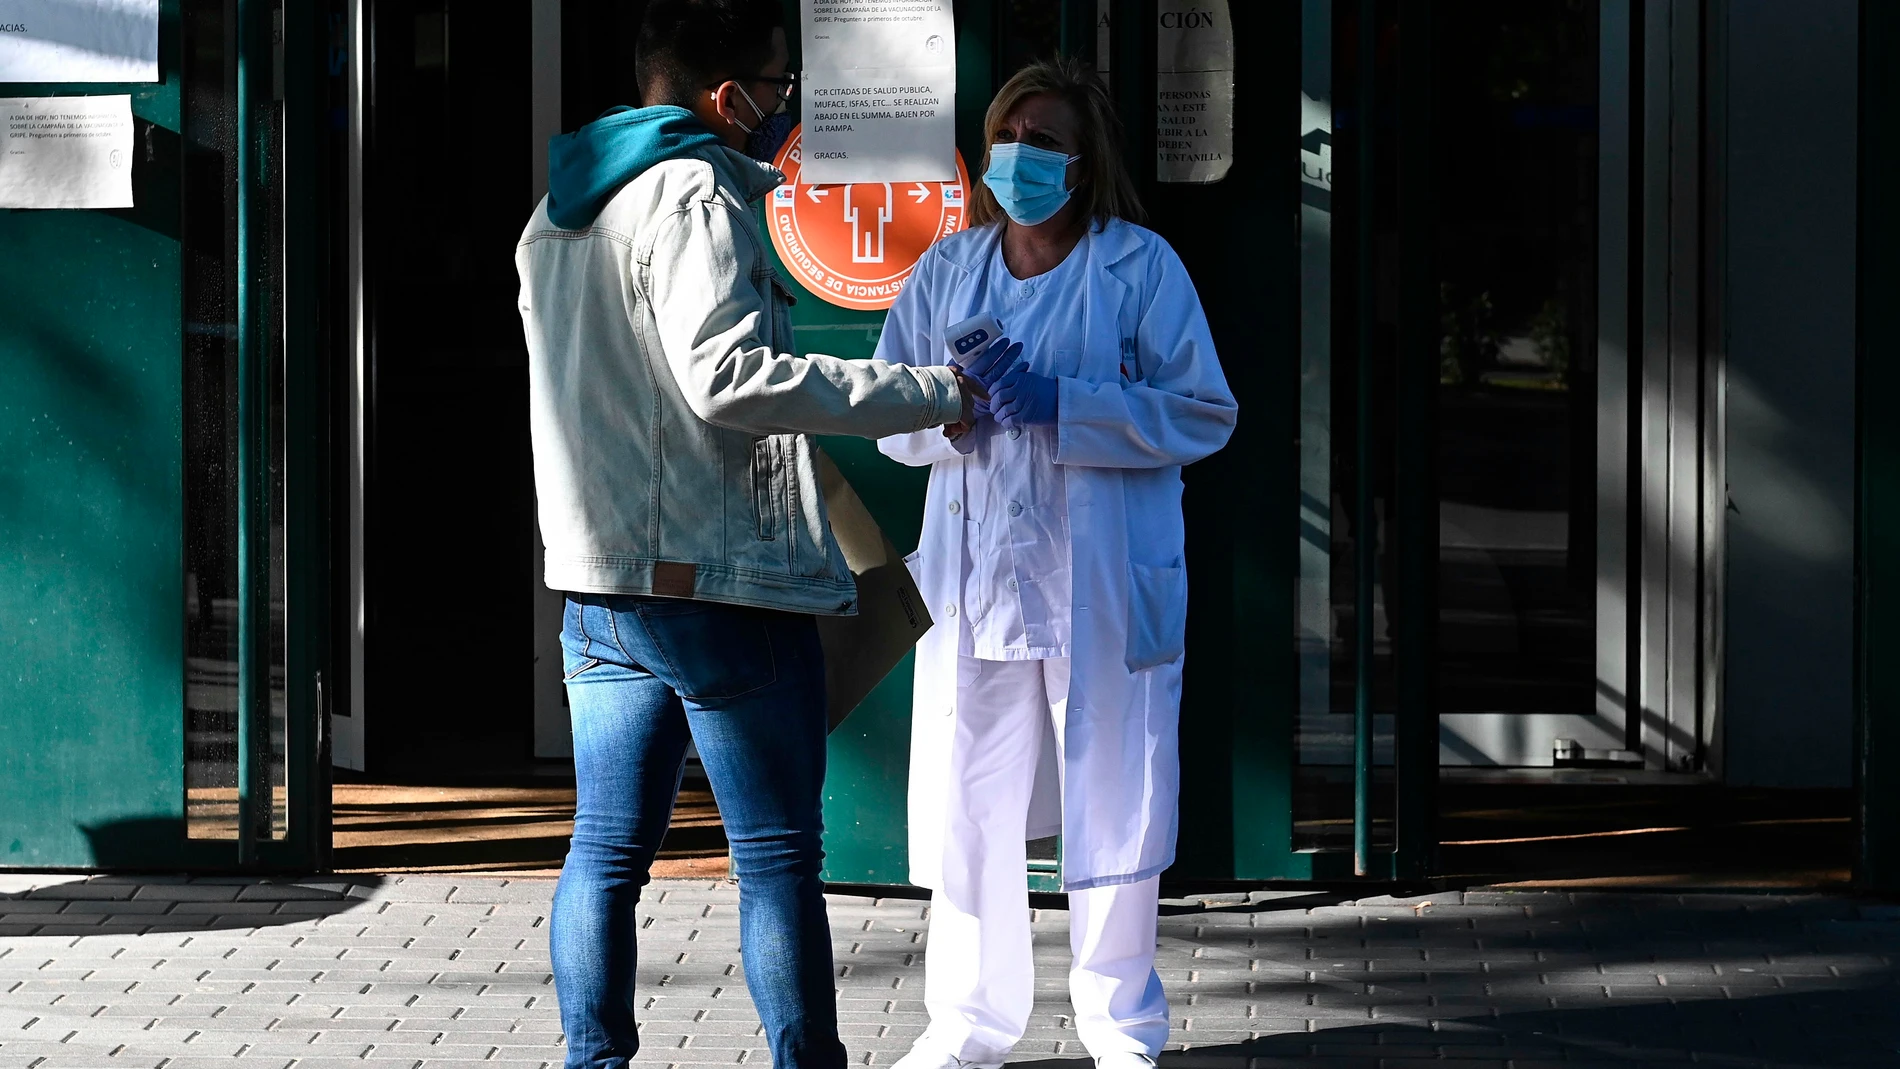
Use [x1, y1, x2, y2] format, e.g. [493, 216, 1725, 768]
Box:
[517, 145, 963, 615]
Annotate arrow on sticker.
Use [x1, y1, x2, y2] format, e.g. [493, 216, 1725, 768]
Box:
[806, 186, 831, 203]
[910, 183, 931, 203]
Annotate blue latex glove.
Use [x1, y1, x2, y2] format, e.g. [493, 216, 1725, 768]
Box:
[990, 360, 1060, 427]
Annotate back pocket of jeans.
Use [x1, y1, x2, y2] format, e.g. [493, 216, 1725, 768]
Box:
[635, 601, 780, 700]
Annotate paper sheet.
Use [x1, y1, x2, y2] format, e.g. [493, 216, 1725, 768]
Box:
[0, 1, 160, 83]
[1098, 0, 1235, 184]
[0, 95, 135, 209]
[800, 0, 957, 184]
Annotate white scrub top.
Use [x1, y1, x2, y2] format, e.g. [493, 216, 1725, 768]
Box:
[957, 232, 1089, 660]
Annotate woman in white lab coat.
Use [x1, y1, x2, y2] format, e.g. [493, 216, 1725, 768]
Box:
[874, 57, 1238, 1069]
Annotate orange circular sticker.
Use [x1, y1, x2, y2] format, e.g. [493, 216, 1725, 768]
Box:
[769, 125, 970, 311]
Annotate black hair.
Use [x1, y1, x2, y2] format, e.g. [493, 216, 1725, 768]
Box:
[636, 0, 786, 107]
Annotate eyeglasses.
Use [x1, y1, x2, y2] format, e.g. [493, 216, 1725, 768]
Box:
[756, 72, 798, 103]
[707, 71, 799, 104]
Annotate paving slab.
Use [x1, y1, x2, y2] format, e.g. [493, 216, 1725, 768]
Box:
[0, 877, 1895, 1067]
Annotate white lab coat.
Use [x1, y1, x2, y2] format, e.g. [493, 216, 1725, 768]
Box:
[876, 219, 1238, 896]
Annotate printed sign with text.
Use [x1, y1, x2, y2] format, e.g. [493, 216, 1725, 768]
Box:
[0, 1, 159, 83]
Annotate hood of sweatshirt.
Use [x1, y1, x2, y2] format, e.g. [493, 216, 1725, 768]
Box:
[545, 105, 724, 230]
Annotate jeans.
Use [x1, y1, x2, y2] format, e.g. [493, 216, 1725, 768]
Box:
[551, 593, 846, 1069]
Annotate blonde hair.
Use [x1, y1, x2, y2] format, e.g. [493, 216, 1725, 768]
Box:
[968, 56, 1146, 230]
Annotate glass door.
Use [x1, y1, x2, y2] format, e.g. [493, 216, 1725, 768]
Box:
[1218, 0, 1722, 884]
[1262, 0, 1723, 886]
[182, 0, 336, 867]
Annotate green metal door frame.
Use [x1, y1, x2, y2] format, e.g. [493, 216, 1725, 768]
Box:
[229, 0, 334, 873]
[1856, 0, 1900, 897]
[193, 0, 334, 872]
[267, 0, 338, 873]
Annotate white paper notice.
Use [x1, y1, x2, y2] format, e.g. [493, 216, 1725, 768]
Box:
[0, 95, 135, 209]
[800, 0, 956, 184]
[1097, 0, 1235, 184]
[0, 1, 160, 83]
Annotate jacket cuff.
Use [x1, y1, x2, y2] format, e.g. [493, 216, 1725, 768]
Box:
[914, 364, 963, 429]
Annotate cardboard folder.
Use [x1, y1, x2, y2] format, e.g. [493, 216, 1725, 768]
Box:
[814, 448, 933, 732]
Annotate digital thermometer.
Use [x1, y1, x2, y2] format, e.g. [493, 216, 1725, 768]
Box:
[945, 313, 1005, 362]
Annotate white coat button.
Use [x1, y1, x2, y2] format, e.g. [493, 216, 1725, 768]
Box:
[1020, 283, 1035, 298]
[947, 500, 961, 515]
[945, 603, 958, 618]
[1008, 501, 1024, 517]
[1007, 427, 1022, 440]
[1006, 577, 1019, 592]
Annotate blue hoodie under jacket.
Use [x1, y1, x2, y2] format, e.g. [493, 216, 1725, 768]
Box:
[545, 105, 725, 230]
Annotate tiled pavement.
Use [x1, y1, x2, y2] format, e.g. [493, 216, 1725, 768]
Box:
[0, 875, 1895, 1068]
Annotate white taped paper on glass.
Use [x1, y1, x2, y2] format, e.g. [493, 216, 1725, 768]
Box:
[0, 95, 135, 209]
[800, 0, 957, 184]
[1097, 0, 1235, 184]
[0, 1, 160, 83]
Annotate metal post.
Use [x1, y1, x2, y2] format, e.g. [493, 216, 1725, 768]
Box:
[336, 0, 370, 773]
[235, 0, 266, 861]
[1858, 0, 1900, 896]
[1392, 0, 1438, 879]
[1351, 0, 1377, 878]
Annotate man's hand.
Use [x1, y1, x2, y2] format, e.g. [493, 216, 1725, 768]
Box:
[943, 370, 990, 440]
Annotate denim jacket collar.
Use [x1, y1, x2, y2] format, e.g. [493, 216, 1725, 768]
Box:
[703, 144, 786, 203]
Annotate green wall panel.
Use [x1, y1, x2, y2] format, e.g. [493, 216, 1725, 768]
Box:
[0, 212, 187, 869]
[0, 11, 192, 869]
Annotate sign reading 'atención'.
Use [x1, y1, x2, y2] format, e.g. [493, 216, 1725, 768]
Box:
[1099, 0, 1234, 184]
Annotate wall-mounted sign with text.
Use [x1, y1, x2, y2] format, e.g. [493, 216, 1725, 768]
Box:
[0, 94, 134, 208]
[769, 125, 969, 311]
[799, 0, 957, 184]
[1099, 0, 1235, 184]
[0, 1, 159, 83]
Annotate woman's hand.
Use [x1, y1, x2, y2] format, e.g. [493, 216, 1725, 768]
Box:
[990, 361, 1059, 427]
[960, 337, 1022, 391]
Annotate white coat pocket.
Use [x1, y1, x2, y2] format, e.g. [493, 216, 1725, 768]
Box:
[1124, 559, 1188, 672]
[903, 549, 925, 587]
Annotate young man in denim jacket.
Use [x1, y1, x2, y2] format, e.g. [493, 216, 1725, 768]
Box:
[516, 3, 981, 1066]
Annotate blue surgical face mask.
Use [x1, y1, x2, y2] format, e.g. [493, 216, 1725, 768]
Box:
[983, 141, 1081, 226]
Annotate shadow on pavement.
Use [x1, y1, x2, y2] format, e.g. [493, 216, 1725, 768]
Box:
[0, 874, 386, 936]
[1012, 893, 1900, 1067]
[1005, 985, 1899, 1065]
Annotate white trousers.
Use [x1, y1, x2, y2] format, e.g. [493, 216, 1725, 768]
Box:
[920, 656, 1170, 1063]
